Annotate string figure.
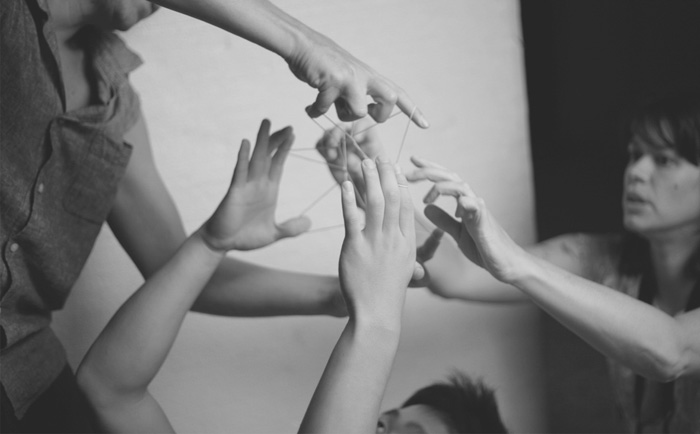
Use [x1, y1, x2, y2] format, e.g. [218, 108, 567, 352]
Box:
[289, 109, 422, 234]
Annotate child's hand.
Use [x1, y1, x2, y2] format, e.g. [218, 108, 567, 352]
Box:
[338, 157, 416, 328]
[201, 119, 310, 252]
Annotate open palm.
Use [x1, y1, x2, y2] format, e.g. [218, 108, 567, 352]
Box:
[203, 119, 310, 252]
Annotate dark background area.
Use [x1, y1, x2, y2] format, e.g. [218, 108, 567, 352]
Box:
[520, 1, 700, 432]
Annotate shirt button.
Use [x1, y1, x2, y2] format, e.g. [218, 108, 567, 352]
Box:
[38, 183, 45, 193]
[9, 243, 19, 253]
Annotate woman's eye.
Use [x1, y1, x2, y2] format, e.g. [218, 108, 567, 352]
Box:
[654, 155, 676, 166]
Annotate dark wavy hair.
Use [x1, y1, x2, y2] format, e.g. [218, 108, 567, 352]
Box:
[401, 372, 508, 433]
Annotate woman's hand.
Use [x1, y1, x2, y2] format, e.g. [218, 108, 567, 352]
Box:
[201, 119, 310, 251]
[339, 157, 416, 327]
[407, 156, 527, 283]
[286, 30, 428, 128]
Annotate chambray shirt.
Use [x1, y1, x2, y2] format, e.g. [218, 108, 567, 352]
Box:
[555, 233, 700, 433]
[0, 0, 142, 417]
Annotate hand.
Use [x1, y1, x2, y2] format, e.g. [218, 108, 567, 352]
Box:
[286, 29, 429, 128]
[408, 228, 444, 288]
[406, 156, 526, 283]
[202, 119, 311, 251]
[315, 119, 388, 208]
[338, 157, 416, 327]
[318, 125, 427, 283]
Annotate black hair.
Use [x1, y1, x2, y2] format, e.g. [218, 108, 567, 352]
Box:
[624, 91, 700, 165]
[401, 372, 508, 434]
[620, 91, 700, 278]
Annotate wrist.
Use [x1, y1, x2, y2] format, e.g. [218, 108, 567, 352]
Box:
[347, 316, 402, 344]
[323, 280, 349, 318]
[349, 304, 404, 336]
[269, 7, 315, 63]
[500, 245, 537, 286]
[194, 225, 229, 256]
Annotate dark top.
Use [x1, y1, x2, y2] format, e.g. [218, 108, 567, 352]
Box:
[0, 0, 142, 417]
[555, 233, 699, 433]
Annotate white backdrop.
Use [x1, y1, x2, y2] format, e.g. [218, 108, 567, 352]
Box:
[53, 1, 544, 432]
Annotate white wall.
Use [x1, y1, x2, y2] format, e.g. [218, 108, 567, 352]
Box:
[53, 1, 544, 432]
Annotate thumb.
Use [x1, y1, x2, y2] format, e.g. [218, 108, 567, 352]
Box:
[412, 262, 425, 281]
[416, 228, 444, 263]
[277, 215, 312, 239]
[424, 205, 461, 242]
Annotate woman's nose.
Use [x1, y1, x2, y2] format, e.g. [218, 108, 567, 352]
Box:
[626, 154, 653, 182]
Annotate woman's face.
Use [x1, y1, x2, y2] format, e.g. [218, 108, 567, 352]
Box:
[623, 134, 700, 237]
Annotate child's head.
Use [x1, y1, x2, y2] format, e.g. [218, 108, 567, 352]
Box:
[376, 372, 508, 433]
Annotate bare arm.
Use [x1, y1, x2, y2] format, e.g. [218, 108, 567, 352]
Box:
[410, 156, 700, 381]
[512, 254, 700, 381]
[76, 231, 223, 433]
[78, 119, 312, 432]
[147, 0, 428, 127]
[108, 115, 346, 318]
[299, 159, 416, 433]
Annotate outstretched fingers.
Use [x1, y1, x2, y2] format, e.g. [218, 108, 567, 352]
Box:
[423, 181, 475, 205]
[341, 180, 362, 237]
[369, 78, 428, 129]
[376, 157, 400, 232]
[269, 129, 295, 183]
[231, 139, 251, 189]
[361, 158, 383, 233]
[396, 168, 415, 239]
[248, 119, 272, 179]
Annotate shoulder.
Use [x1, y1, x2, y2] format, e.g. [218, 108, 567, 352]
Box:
[531, 232, 624, 280]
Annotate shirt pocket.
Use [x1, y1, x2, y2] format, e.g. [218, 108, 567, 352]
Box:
[62, 130, 133, 224]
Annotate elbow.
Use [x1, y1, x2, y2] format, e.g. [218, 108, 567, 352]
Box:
[641, 346, 690, 383]
[653, 356, 689, 383]
[76, 363, 127, 411]
[76, 363, 109, 409]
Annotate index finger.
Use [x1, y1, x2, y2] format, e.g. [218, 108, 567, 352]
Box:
[396, 167, 415, 239]
[368, 79, 429, 129]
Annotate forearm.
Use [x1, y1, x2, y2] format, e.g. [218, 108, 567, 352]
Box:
[299, 319, 400, 434]
[149, 0, 311, 60]
[78, 230, 224, 404]
[193, 258, 346, 317]
[423, 246, 528, 303]
[511, 254, 692, 380]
